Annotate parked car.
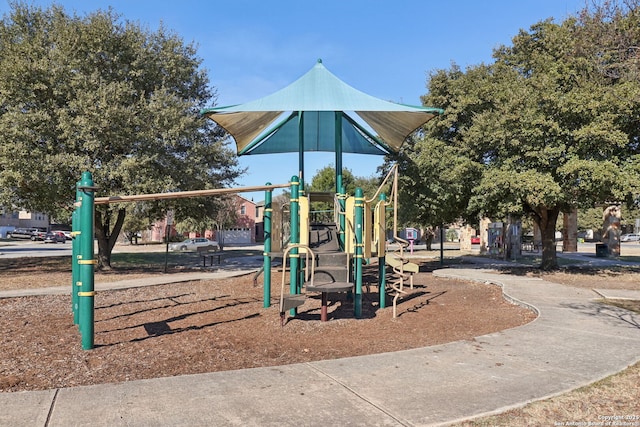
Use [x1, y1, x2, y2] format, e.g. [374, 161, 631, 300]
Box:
[6, 227, 43, 240]
[168, 238, 219, 252]
[470, 236, 481, 245]
[43, 231, 66, 243]
[620, 233, 640, 242]
[52, 230, 72, 240]
[31, 229, 47, 241]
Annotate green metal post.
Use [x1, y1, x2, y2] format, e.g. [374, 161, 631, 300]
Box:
[289, 176, 300, 316]
[336, 112, 345, 250]
[378, 193, 387, 309]
[71, 202, 79, 324]
[263, 184, 273, 308]
[354, 187, 364, 318]
[335, 112, 343, 195]
[298, 111, 305, 191]
[78, 171, 97, 350]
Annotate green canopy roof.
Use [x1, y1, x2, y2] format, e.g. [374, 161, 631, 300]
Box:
[201, 60, 443, 156]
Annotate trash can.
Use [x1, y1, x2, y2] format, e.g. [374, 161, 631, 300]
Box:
[595, 243, 608, 257]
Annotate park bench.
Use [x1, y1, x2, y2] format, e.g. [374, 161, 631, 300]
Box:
[197, 245, 221, 267]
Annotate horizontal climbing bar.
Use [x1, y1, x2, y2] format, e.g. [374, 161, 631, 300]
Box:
[94, 183, 290, 205]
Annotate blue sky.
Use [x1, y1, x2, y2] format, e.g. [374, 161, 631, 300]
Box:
[2, 0, 585, 200]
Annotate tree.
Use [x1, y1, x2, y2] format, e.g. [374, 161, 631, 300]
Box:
[308, 165, 357, 194]
[419, 3, 640, 270]
[120, 203, 157, 244]
[0, 4, 242, 268]
[308, 164, 384, 197]
[307, 164, 381, 222]
[384, 134, 481, 230]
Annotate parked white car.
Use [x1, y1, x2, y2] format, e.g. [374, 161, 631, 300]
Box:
[620, 233, 640, 242]
[169, 238, 219, 252]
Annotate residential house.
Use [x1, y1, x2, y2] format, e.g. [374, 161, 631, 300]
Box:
[145, 195, 259, 245]
[254, 200, 265, 242]
[218, 195, 257, 245]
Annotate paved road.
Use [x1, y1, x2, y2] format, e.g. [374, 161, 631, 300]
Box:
[0, 240, 72, 258]
[0, 240, 267, 259]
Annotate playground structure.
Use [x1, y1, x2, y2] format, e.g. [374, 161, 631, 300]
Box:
[71, 60, 440, 349]
[70, 164, 420, 349]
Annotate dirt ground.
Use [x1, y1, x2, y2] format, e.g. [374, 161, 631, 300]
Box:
[0, 253, 637, 395]
[0, 257, 540, 393]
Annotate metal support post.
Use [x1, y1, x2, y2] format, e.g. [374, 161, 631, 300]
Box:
[354, 188, 364, 318]
[298, 112, 305, 190]
[263, 184, 273, 308]
[289, 176, 300, 316]
[378, 193, 387, 309]
[77, 172, 98, 350]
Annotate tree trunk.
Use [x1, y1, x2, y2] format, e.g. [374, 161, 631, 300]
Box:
[562, 208, 578, 253]
[533, 207, 560, 270]
[425, 227, 435, 251]
[95, 207, 126, 270]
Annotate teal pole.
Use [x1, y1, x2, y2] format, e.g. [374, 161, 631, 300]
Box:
[298, 111, 305, 191]
[335, 112, 343, 195]
[378, 193, 387, 309]
[78, 171, 97, 350]
[335, 113, 345, 250]
[263, 184, 273, 308]
[354, 187, 364, 318]
[289, 176, 300, 316]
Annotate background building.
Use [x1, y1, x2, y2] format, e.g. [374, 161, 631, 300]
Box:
[0, 209, 50, 238]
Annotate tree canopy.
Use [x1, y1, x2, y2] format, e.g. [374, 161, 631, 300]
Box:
[405, 1, 640, 269]
[308, 164, 382, 197]
[384, 135, 480, 229]
[0, 3, 241, 267]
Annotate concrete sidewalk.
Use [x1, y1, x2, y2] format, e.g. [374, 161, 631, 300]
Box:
[1, 268, 639, 426]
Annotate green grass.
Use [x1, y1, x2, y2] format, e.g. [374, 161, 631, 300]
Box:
[618, 255, 640, 263]
[111, 251, 182, 265]
[110, 248, 264, 270]
[110, 251, 196, 271]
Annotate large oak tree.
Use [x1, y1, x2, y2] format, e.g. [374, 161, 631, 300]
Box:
[413, 2, 640, 269]
[0, 3, 242, 268]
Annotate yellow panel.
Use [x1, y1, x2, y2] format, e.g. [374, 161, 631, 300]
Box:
[344, 196, 355, 254]
[363, 200, 372, 259]
[374, 200, 387, 255]
[299, 196, 309, 252]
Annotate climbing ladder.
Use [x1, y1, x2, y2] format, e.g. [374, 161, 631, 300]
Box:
[385, 242, 419, 317]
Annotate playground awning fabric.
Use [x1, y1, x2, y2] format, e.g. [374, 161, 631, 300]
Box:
[201, 60, 443, 156]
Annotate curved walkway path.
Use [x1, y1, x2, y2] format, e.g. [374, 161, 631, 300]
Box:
[1, 264, 639, 426]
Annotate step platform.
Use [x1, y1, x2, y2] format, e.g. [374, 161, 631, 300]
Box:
[280, 281, 354, 324]
[305, 281, 354, 322]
